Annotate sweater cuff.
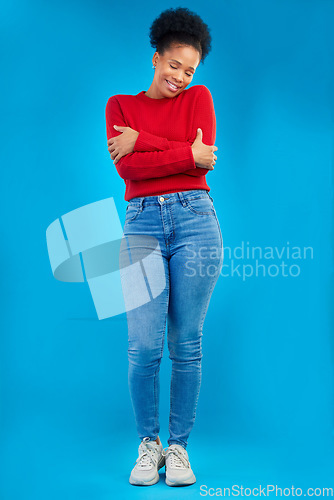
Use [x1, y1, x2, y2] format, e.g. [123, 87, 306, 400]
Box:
[179, 145, 197, 170]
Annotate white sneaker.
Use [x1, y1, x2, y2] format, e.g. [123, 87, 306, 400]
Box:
[163, 444, 196, 486]
[129, 437, 165, 486]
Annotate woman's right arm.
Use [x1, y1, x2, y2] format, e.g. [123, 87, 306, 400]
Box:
[106, 97, 198, 180]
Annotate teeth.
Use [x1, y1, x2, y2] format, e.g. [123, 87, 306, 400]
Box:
[167, 80, 178, 89]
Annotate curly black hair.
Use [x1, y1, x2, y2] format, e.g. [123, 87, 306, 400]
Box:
[149, 7, 212, 64]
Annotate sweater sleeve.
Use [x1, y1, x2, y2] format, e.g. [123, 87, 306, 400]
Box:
[132, 86, 216, 177]
[105, 96, 197, 181]
[134, 129, 192, 152]
[185, 85, 216, 176]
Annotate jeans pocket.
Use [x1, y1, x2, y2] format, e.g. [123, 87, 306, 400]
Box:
[125, 203, 142, 223]
[185, 196, 215, 216]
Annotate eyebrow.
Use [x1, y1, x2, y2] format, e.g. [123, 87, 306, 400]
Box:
[169, 59, 195, 71]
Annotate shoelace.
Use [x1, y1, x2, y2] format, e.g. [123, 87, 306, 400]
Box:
[135, 440, 161, 469]
[162, 446, 190, 469]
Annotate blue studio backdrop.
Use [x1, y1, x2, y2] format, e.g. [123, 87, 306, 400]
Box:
[1, 0, 334, 498]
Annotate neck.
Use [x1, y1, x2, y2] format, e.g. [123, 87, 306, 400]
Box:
[144, 81, 167, 99]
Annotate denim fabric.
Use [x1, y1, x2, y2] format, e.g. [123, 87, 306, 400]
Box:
[118, 189, 223, 449]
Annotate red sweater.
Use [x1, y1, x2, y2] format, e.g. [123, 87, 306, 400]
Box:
[105, 84, 216, 201]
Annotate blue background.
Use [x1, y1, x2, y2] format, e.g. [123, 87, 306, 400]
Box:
[1, 0, 333, 498]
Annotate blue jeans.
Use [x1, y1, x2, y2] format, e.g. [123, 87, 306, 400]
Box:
[119, 189, 223, 449]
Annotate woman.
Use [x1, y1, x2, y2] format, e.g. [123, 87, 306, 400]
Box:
[105, 7, 223, 487]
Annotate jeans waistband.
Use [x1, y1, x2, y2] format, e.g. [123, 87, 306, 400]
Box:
[127, 189, 211, 207]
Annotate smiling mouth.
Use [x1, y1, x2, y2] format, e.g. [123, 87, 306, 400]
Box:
[166, 80, 180, 91]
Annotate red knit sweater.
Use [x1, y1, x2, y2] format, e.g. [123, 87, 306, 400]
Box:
[105, 84, 216, 201]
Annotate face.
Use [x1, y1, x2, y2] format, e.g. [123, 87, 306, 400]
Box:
[149, 43, 201, 99]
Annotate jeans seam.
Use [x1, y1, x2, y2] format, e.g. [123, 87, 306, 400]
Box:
[213, 211, 224, 262]
[169, 203, 176, 242]
[154, 361, 160, 437]
[192, 364, 202, 420]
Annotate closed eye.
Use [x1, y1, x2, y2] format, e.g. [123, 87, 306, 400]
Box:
[169, 64, 192, 77]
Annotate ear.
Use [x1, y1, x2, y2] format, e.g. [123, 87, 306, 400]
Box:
[152, 51, 159, 67]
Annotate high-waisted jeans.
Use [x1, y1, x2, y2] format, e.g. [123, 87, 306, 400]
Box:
[118, 189, 223, 449]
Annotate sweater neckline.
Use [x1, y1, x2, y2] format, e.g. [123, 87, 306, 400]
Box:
[136, 90, 177, 102]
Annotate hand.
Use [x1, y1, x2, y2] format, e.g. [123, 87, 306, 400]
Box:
[191, 128, 218, 170]
[107, 125, 139, 164]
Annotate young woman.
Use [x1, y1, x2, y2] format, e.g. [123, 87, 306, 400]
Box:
[105, 7, 223, 487]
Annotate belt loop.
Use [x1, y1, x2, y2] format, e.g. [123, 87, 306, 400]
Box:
[139, 197, 144, 209]
[177, 191, 186, 207]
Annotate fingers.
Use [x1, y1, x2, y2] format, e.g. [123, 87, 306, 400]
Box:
[109, 146, 117, 160]
[107, 135, 122, 152]
[107, 138, 115, 154]
[108, 137, 118, 155]
[110, 147, 122, 163]
[210, 154, 217, 169]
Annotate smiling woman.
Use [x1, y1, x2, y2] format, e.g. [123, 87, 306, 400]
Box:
[105, 6, 224, 488]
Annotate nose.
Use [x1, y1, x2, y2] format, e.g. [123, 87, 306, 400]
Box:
[172, 73, 182, 84]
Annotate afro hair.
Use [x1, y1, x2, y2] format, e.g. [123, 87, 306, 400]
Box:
[149, 7, 212, 64]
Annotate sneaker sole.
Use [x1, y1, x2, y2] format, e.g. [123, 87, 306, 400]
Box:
[129, 472, 160, 486]
[165, 473, 196, 487]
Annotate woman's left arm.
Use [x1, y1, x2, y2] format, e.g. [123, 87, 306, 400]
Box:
[181, 85, 216, 176]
